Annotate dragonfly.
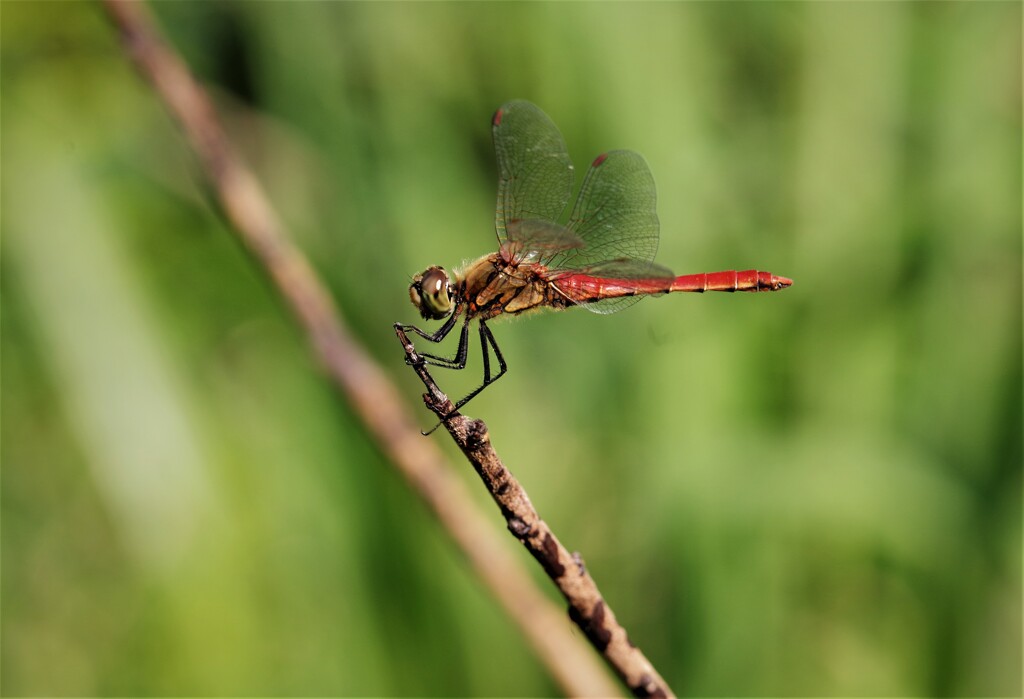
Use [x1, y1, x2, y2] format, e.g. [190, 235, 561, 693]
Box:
[399, 100, 791, 430]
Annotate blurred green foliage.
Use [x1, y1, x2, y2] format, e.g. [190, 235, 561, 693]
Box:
[2, 2, 1020, 696]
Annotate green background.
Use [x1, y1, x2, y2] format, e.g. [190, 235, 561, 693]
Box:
[3, 2, 1020, 696]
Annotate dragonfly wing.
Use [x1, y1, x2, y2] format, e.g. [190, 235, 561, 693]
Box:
[493, 101, 575, 247]
[582, 258, 675, 278]
[557, 150, 660, 274]
[502, 219, 585, 265]
[580, 295, 647, 315]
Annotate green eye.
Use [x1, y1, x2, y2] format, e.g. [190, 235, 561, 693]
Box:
[411, 267, 453, 320]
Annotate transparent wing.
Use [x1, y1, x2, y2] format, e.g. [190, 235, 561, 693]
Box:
[501, 219, 584, 265]
[556, 149, 660, 271]
[493, 101, 576, 249]
[550, 150, 666, 314]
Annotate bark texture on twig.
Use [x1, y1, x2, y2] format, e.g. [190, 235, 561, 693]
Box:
[396, 327, 673, 698]
[102, 1, 673, 695]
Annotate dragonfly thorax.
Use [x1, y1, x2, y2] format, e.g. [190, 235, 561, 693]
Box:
[410, 266, 455, 320]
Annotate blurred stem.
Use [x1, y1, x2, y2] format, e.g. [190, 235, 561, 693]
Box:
[101, 0, 666, 696]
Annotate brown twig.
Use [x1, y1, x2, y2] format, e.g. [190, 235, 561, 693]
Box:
[101, 1, 672, 695]
[396, 327, 672, 697]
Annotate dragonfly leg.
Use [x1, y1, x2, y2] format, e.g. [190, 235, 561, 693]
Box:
[398, 297, 461, 343]
[421, 320, 507, 435]
[452, 319, 507, 411]
[397, 298, 472, 369]
[412, 312, 472, 369]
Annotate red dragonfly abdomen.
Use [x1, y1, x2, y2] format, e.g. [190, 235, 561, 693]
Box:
[671, 269, 793, 293]
[555, 269, 792, 304]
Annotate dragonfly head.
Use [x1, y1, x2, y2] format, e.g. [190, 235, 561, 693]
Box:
[410, 266, 455, 321]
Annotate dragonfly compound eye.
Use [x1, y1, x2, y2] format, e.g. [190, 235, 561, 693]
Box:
[411, 266, 453, 320]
